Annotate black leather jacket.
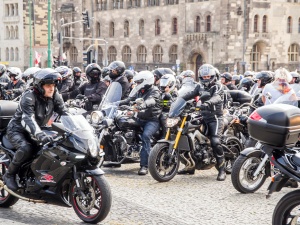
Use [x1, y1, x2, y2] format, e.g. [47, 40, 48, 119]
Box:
[112, 75, 131, 100]
[5, 79, 26, 98]
[181, 81, 224, 120]
[8, 89, 67, 136]
[119, 86, 162, 121]
[58, 77, 74, 101]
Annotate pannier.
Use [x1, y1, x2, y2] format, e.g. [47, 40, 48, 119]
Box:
[0, 100, 18, 130]
[227, 90, 252, 104]
[248, 104, 300, 147]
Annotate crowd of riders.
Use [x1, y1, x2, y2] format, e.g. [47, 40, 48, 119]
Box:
[1, 61, 300, 189]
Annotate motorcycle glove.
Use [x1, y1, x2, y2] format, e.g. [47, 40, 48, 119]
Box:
[36, 132, 53, 144]
[135, 103, 147, 111]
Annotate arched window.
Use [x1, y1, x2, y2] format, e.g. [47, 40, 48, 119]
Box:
[169, 45, 177, 63]
[70, 46, 78, 62]
[206, 15, 211, 32]
[6, 48, 9, 61]
[15, 3, 18, 16]
[287, 16, 292, 33]
[124, 20, 129, 37]
[6, 26, 9, 39]
[64, 26, 70, 37]
[10, 26, 14, 39]
[172, 18, 177, 35]
[96, 22, 101, 37]
[10, 47, 14, 61]
[195, 16, 200, 32]
[288, 44, 299, 62]
[153, 45, 163, 63]
[109, 22, 115, 37]
[5, 4, 9, 16]
[254, 15, 259, 32]
[137, 45, 147, 62]
[122, 45, 131, 63]
[298, 17, 300, 33]
[139, 19, 144, 36]
[250, 44, 261, 71]
[108, 46, 117, 62]
[98, 47, 103, 65]
[155, 19, 161, 36]
[15, 26, 18, 39]
[15, 48, 19, 61]
[11, 4, 15, 16]
[262, 15, 267, 33]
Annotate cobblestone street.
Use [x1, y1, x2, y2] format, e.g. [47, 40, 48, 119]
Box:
[0, 163, 292, 225]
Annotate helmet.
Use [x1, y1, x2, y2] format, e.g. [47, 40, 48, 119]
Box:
[244, 71, 254, 78]
[22, 67, 41, 83]
[180, 70, 195, 79]
[159, 74, 176, 93]
[221, 72, 233, 82]
[102, 67, 110, 77]
[255, 71, 273, 87]
[7, 67, 22, 80]
[198, 64, 217, 87]
[153, 68, 166, 82]
[72, 67, 82, 78]
[0, 64, 6, 76]
[130, 71, 154, 96]
[239, 77, 254, 92]
[103, 75, 111, 82]
[274, 68, 292, 83]
[108, 61, 125, 79]
[163, 68, 176, 76]
[290, 71, 300, 84]
[55, 66, 71, 79]
[34, 68, 62, 95]
[85, 63, 102, 82]
[124, 70, 134, 82]
[232, 75, 242, 85]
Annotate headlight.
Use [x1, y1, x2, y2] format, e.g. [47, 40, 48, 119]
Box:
[166, 117, 180, 128]
[88, 139, 98, 158]
[91, 111, 104, 124]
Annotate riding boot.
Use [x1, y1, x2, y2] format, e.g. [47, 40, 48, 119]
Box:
[3, 162, 20, 191]
[216, 157, 226, 181]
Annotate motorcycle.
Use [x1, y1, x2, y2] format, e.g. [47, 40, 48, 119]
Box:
[148, 95, 242, 182]
[0, 107, 112, 224]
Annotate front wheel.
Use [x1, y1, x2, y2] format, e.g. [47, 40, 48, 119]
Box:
[148, 143, 180, 182]
[231, 153, 267, 193]
[71, 175, 112, 224]
[272, 190, 300, 225]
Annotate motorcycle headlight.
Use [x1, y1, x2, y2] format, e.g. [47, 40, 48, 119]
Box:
[91, 111, 104, 124]
[88, 139, 98, 158]
[166, 117, 180, 128]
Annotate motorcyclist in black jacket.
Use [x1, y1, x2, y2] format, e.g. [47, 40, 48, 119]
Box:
[0, 64, 9, 83]
[5, 67, 26, 99]
[55, 66, 74, 101]
[3, 68, 67, 191]
[118, 71, 162, 175]
[179, 64, 227, 181]
[72, 67, 86, 90]
[107, 61, 130, 99]
[221, 72, 237, 90]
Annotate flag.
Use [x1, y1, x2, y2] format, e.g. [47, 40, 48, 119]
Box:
[34, 51, 42, 67]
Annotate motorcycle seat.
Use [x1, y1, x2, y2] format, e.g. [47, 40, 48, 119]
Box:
[2, 135, 15, 150]
[291, 153, 300, 167]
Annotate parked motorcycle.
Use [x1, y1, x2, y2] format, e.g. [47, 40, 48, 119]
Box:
[148, 96, 242, 182]
[0, 104, 111, 224]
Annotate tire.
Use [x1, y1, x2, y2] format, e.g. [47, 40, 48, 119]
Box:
[148, 143, 180, 182]
[231, 153, 267, 193]
[71, 175, 112, 224]
[0, 160, 19, 207]
[272, 190, 300, 225]
[224, 136, 243, 174]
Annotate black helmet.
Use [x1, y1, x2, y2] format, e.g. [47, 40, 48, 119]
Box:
[232, 75, 242, 85]
[255, 71, 273, 87]
[0, 64, 6, 76]
[102, 67, 110, 77]
[85, 63, 102, 82]
[290, 71, 300, 84]
[239, 77, 254, 92]
[221, 72, 233, 82]
[198, 64, 217, 87]
[108, 61, 125, 79]
[124, 70, 134, 82]
[153, 68, 166, 82]
[34, 68, 62, 95]
[72, 67, 82, 78]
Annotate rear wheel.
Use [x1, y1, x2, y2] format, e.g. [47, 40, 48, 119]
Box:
[224, 137, 243, 174]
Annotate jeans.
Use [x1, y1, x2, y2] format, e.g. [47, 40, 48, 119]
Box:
[137, 119, 160, 167]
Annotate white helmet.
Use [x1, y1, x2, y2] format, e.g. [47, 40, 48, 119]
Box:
[159, 74, 176, 93]
[7, 67, 22, 80]
[274, 67, 292, 83]
[129, 71, 154, 97]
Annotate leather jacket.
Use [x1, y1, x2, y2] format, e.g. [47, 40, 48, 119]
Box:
[112, 75, 131, 100]
[5, 79, 26, 98]
[58, 77, 75, 101]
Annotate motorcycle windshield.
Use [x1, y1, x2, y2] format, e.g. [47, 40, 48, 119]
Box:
[178, 83, 196, 97]
[168, 97, 186, 117]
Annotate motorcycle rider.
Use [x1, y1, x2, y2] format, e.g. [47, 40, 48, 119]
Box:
[253, 71, 274, 107]
[221, 72, 237, 90]
[3, 68, 67, 191]
[153, 68, 166, 86]
[5, 67, 26, 99]
[180, 70, 196, 86]
[232, 75, 242, 87]
[107, 61, 130, 99]
[124, 69, 135, 92]
[239, 77, 255, 92]
[118, 71, 161, 175]
[290, 71, 300, 97]
[72, 67, 86, 89]
[55, 66, 74, 101]
[0, 64, 9, 83]
[179, 64, 227, 181]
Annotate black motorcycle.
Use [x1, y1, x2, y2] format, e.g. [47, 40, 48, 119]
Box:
[0, 106, 111, 224]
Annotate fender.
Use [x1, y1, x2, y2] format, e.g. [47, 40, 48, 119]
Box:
[85, 167, 105, 176]
[240, 147, 263, 157]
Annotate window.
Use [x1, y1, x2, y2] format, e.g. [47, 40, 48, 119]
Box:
[195, 16, 200, 32]
[11, 4, 15, 16]
[108, 46, 117, 62]
[109, 22, 115, 37]
[254, 15, 259, 32]
[287, 16, 292, 33]
[5, 4, 9, 16]
[172, 18, 177, 35]
[97, 0, 107, 10]
[6, 26, 9, 39]
[70, 46, 78, 62]
[137, 45, 147, 62]
[15, 26, 18, 39]
[65, 26, 70, 37]
[124, 20, 129, 37]
[206, 15, 211, 32]
[165, 0, 178, 5]
[6, 48, 9, 61]
[262, 15, 267, 33]
[10, 47, 14, 61]
[155, 19, 161, 36]
[298, 18, 300, 33]
[96, 22, 101, 37]
[288, 44, 299, 62]
[98, 47, 103, 65]
[139, 19, 144, 36]
[122, 45, 131, 63]
[250, 44, 260, 71]
[148, 0, 159, 6]
[15, 3, 18, 16]
[153, 45, 163, 63]
[10, 26, 14, 39]
[169, 45, 177, 63]
[15, 48, 19, 61]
